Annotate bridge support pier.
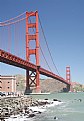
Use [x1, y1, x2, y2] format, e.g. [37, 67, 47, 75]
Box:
[25, 66, 41, 94]
[36, 66, 41, 93]
[25, 70, 31, 94]
[66, 84, 70, 92]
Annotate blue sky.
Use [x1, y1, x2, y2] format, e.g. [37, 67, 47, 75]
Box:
[0, 0, 84, 84]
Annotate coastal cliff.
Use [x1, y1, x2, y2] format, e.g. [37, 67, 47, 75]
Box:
[40, 79, 66, 93]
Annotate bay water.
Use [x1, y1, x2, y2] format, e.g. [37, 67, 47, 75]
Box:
[5, 92, 84, 121]
[32, 92, 84, 121]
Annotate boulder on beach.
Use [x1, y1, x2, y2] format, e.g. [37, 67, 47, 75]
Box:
[28, 113, 36, 118]
[53, 99, 61, 102]
[54, 116, 58, 120]
[53, 99, 58, 101]
[44, 98, 48, 100]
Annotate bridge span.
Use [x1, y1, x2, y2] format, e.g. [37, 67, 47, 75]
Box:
[0, 49, 70, 92]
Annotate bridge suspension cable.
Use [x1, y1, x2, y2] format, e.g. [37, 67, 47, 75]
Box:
[0, 12, 26, 24]
[0, 13, 26, 60]
[39, 45, 52, 72]
[0, 17, 26, 26]
[38, 15, 60, 76]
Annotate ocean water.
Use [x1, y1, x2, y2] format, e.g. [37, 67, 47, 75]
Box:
[32, 92, 84, 121]
[5, 92, 84, 121]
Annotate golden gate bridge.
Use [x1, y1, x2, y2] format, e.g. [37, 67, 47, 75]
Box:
[0, 11, 71, 93]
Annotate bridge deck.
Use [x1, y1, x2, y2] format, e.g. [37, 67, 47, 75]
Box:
[0, 49, 70, 85]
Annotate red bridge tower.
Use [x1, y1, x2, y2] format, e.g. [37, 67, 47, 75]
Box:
[66, 66, 70, 83]
[25, 11, 40, 93]
[66, 66, 71, 91]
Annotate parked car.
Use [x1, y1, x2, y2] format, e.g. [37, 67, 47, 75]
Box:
[0, 92, 6, 96]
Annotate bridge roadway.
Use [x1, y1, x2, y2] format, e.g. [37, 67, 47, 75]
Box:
[0, 49, 70, 86]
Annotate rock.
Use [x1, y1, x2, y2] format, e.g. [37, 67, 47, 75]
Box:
[44, 98, 48, 100]
[58, 100, 61, 102]
[54, 116, 58, 120]
[38, 101, 48, 105]
[78, 99, 82, 102]
[38, 111, 41, 114]
[54, 116, 56, 119]
[25, 109, 30, 114]
[53, 99, 58, 101]
[33, 110, 41, 114]
[0, 117, 5, 121]
[28, 113, 36, 118]
[53, 99, 61, 102]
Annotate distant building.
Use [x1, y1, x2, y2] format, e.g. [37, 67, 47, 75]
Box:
[0, 75, 16, 93]
[82, 85, 84, 88]
[71, 82, 80, 88]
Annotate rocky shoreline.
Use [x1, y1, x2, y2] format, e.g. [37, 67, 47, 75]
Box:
[0, 96, 61, 121]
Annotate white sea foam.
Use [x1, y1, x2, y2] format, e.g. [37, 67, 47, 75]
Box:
[46, 101, 63, 107]
[29, 106, 46, 112]
[29, 100, 63, 112]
